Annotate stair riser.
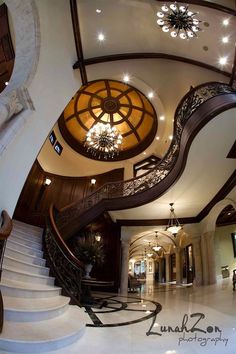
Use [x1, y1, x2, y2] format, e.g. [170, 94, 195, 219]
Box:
[3, 258, 49, 276]
[4, 248, 46, 267]
[9, 235, 42, 250]
[11, 230, 42, 244]
[0, 328, 85, 353]
[0, 285, 61, 298]
[2, 269, 54, 286]
[6, 240, 43, 258]
[4, 304, 69, 322]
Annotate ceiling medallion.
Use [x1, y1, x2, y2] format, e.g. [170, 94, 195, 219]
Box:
[157, 3, 201, 39]
[85, 122, 123, 160]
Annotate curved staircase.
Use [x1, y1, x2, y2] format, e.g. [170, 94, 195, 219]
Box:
[0, 220, 86, 353]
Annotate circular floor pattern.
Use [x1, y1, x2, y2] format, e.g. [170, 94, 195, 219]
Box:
[84, 294, 162, 331]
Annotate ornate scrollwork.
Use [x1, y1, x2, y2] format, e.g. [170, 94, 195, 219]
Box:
[56, 82, 235, 232]
[44, 224, 82, 304]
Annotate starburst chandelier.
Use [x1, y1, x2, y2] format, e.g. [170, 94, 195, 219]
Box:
[157, 3, 201, 39]
[85, 122, 123, 160]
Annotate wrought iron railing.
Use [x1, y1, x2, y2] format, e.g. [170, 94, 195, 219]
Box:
[56, 82, 235, 234]
[44, 205, 84, 305]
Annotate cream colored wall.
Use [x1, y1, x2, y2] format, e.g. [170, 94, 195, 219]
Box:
[0, 0, 82, 216]
[214, 224, 236, 277]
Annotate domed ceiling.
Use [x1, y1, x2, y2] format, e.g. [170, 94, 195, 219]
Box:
[59, 79, 157, 161]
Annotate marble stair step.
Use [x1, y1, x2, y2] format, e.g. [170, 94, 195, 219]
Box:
[3, 256, 49, 276]
[13, 220, 43, 235]
[0, 306, 86, 353]
[3, 295, 70, 322]
[6, 239, 44, 258]
[10, 229, 42, 244]
[2, 267, 55, 286]
[0, 279, 61, 298]
[4, 247, 46, 267]
[9, 234, 42, 250]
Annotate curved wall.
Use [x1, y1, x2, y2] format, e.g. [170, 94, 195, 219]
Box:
[0, 0, 82, 216]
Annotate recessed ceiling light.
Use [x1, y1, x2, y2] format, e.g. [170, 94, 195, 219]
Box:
[5, 81, 8, 86]
[143, 151, 146, 155]
[160, 115, 165, 121]
[98, 33, 105, 41]
[148, 91, 154, 99]
[156, 136, 160, 140]
[96, 9, 102, 13]
[169, 135, 173, 140]
[123, 74, 130, 83]
[219, 56, 228, 65]
[222, 18, 229, 26]
[222, 36, 229, 43]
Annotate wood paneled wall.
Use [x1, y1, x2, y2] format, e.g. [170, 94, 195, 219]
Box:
[0, 4, 14, 93]
[14, 160, 124, 227]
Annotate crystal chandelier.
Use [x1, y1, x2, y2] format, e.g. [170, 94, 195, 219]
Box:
[166, 203, 182, 235]
[85, 122, 123, 159]
[157, 3, 201, 39]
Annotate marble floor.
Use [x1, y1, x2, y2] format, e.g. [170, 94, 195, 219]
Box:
[2, 278, 236, 354]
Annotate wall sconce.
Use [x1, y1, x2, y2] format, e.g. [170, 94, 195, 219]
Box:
[91, 178, 96, 185]
[44, 178, 52, 186]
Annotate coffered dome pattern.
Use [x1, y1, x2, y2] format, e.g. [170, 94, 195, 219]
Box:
[59, 79, 158, 161]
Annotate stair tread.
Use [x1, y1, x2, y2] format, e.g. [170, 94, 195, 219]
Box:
[10, 233, 42, 245]
[0, 279, 60, 291]
[13, 220, 43, 232]
[3, 295, 70, 312]
[2, 266, 54, 280]
[3, 256, 48, 271]
[0, 307, 86, 341]
[8, 236, 42, 250]
[7, 239, 43, 254]
[5, 246, 45, 262]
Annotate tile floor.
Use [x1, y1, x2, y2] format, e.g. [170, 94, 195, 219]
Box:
[2, 278, 236, 354]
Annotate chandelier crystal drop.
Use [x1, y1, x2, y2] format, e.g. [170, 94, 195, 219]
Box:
[166, 203, 182, 236]
[157, 3, 201, 40]
[85, 122, 123, 159]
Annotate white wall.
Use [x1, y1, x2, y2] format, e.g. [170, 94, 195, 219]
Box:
[214, 224, 236, 277]
[0, 0, 82, 216]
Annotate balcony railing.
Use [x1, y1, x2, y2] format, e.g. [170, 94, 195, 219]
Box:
[55, 82, 236, 237]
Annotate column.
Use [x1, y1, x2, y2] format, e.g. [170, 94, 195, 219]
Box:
[120, 240, 130, 294]
[205, 231, 216, 285]
[192, 237, 203, 286]
[165, 254, 170, 283]
[201, 234, 208, 285]
[175, 247, 183, 285]
[158, 259, 163, 283]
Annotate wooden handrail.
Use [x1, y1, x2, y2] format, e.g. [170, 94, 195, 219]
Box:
[48, 205, 84, 269]
[0, 210, 12, 334]
[0, 210, 13, 241]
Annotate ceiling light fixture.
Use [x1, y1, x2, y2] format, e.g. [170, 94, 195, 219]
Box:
[123, 74, 130, 83]
[96, 9, 102, 14]
[157, 3, 201, 40]
[147, 242, 153, 257]
[222, 18, 229, 26]
[160, 115, 165, 121]
[219, 56, 228, 65]
[166, 203, 182, 236]
[148, 91, 154, 98]
[152, 231, 161, 252]
[98, 33, 105, 41]
[84, 122, 123, 159]
[222, 36, 229, 43]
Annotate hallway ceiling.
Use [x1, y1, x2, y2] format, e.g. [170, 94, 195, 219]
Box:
[38, 0, 236, 221]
